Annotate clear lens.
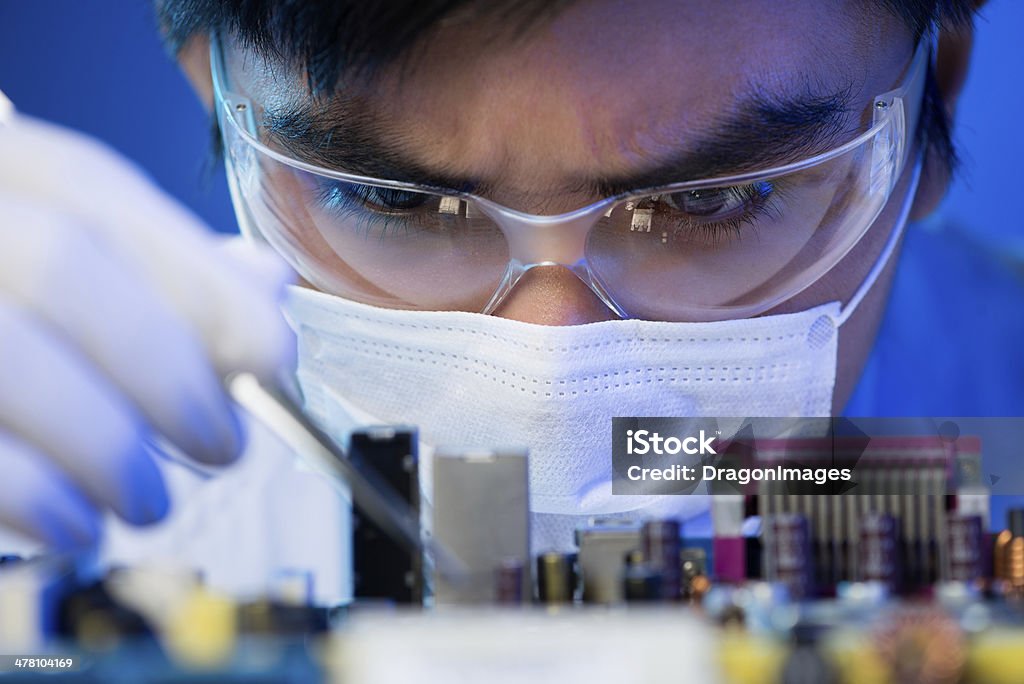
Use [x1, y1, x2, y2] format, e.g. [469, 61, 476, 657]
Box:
[230, 146, 511, 310]
[586, 136, 885, 320]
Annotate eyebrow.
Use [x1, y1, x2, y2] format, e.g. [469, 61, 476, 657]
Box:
[261, 83, 856, 197]
[263, 98, 475, 192]
[593, 85, 856, 196]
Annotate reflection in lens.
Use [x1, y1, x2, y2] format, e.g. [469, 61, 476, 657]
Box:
[250, 158, 511, 311]
[586, 148, 871, 320]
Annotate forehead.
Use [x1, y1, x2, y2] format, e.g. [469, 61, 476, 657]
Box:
[231, 0, 912, 198]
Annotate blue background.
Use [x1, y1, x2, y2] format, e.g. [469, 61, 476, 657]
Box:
[1, 1, 1021, 239]
[0, 1, 234, 232]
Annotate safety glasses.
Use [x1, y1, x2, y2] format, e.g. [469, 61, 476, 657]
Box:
[212, 35, 929, 322]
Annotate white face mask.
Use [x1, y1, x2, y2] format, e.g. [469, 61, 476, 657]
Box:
[281, 158, 921, 547]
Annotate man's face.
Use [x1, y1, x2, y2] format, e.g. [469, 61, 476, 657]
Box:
[215, 0, 922, 411]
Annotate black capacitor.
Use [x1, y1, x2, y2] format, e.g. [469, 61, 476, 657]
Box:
[859, 512, 901, 592]
[56, 579, 153, 642]
[623, 565, 663, 602]
[536, 552, 575, 604]
[770, 513, 814, 600]
[745, 535, 762, 580]
[237, 601, 331, 634]
[947, 514, 984, 582]
[348, 427, 421, 604]
[495, 559, 525, 605]
[779, 645, 840, 684]
[1009, 508, 1024, 538]
[779, 622, 840, 684]
[642, 520, 681, 601]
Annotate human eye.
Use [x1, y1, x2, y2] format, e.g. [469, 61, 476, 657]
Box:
[316, 180, 433, 214]
[628, 180, 780, 246]
[310, 179, 452, 238]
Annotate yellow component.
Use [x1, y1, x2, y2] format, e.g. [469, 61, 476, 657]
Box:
[717, 633, 786, 684]
[77, 610, 121, 653]
[827, 634, 891, 684]
[967, 631, 1024, 684]
[164, 588, 237, 669]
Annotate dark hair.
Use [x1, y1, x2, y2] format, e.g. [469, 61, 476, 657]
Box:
[156, 0, 981, 175]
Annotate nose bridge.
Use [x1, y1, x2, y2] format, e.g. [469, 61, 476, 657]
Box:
[491, 265, 620, 325]
[483, 202, 604, 266]
[472, 198, 627, 322]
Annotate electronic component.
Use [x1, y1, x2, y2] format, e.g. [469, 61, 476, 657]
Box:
[1001, 508, 1024, 598]
[348, 426, 422, 604]
[431, 449, 530, 605]
[536, 552, 575, 605]
[494, 558, 526, 605]
[680, 547, 709, 601]
[575, 521, 641, 604]
[768, 513, 814, 600]
[712, 495, 746, 583]
[859, 512, 901, 592]
[947, 514, 984, 583]
[642, 520, 681, 600]
[5, 428, 1022, 683]
[622, 549, 661, 602]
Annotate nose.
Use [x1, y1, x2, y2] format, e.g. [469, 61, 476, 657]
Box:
[491, 266, 620, 325]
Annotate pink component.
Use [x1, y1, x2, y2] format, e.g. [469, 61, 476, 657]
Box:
[713, 536, 745, 583]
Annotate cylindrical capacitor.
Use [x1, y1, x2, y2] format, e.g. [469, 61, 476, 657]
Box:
[859, 512, 901, 592]
[642, 520, 681, 601]
[769, 513, 814, 600]
[780, 634, 840, 684]
[688, 575, 712, 604]
[994, 529, 1012, 580]
[536, 552, 575, 605]
[1010, 509, 1024, 537]
[1006, 537, 1024, 595]
[947, 515, 983, 583]
[680, 547, 707, 598]
[713, 495, 746, 583]
[997, 508, 1024, 595]
[623, 564, 663, 602]
[494, 559, 525, 605]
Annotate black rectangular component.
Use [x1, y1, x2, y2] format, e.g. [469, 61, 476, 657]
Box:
[349, 427, 421, 604]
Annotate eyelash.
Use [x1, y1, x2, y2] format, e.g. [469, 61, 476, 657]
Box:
[657, 181, 784, 246]
[310, 178, 785, 244]
[312, 181, 441, 238]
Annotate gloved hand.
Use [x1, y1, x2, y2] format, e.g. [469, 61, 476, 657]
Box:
[0, 114, 295, 549]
